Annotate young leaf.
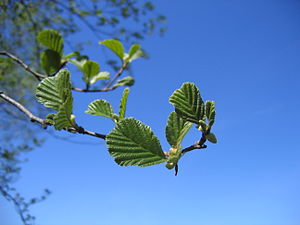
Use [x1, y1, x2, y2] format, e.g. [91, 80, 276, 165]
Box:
[37, 29, 64, 55]
[169, 83, 204, 124]
[82, 60, 100, 81]
[100, 39, 124, 60]
[89, 72, 110, 85]
[206, 133, 217, 144]
[53, 96, 73, 130]
[128, 44, 143, 62]
[119, 88, 130, 120]
[36, 69, 71, 111]
[166, 112, 192, 148]
[205, 100, 216, 127]
[68, 58, 87, 73]
[40, 49, 61, 75]
[115, 76, 135, 87]
[106, 118, 166, 167]
[85, 99, 115, 120]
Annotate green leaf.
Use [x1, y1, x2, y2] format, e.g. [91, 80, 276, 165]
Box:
[128, 44, 143, 62]
[53, 96, 73, 130]
[119, 88, 130, 120]
[106, 118, 166, 167]
[100, 39, 124, 60]
[37, 29, 64, 55]
[45, 113, 56, 125]
[169, 83, 204, 124]
[206, 132, 217, 144]
[166, 112, 192, 148]
[85, 99, 115, 120]
[64, 51, 79, 59]
[90, 72, 110, 85]
[205, 100, 216, 127]
[68, 58, 87, 72]
[115, 76, 135, 87]
[36, 69, 71, 111]
[40, 49, 61, 75]
[82, 60, 100, 81]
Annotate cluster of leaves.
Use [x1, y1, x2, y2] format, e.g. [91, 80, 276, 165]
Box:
[35, 30, 217, 173]
[1, 1, 166, 224]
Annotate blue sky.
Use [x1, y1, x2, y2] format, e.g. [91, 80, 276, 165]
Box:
[1, 0, 300, 224]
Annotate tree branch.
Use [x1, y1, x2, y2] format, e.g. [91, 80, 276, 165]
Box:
[0, 92, 106, 140]
[181, 134, 207, 154]
[0, 51, 46, 80]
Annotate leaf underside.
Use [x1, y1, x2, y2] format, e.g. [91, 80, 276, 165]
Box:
[85, 99, 114, 119]
[40, 49, 61, 75]
[100, 39, 124, 60]
[106, 118, 166, 167]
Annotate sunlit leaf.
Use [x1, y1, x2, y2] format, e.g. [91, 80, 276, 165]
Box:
[85, 99, 115, 120]
[36, 69, 71, 111]
[119, 88, 130, 120]
[82, 60, 100, 81]
[100, 39, 124, 60]
[90, 72, 110, 85]
[166, 112, 192, 148]
[128, 44, 143, 62]
[115, 76, 135, 87]
[106, 118, 166, 167]
[53, 96, 73, 130]
[169, 82, 204, 124]
[205, 100, 216, 128]
[37, 29, 64, 55]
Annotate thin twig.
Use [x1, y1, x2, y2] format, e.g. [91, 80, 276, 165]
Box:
[72, 85, 118, 93]
[181, 134, 207, 154]
[105, 62, 128, 88]
[0, 51, 46, 80]
[0, 185, 28, 225]
[0, 92, 106, 140]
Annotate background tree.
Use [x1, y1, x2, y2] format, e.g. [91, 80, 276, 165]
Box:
[0, 1, 166, 224]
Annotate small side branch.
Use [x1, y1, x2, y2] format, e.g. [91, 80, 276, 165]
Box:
[72, 85, 118, 93]
[0, 51, 46, 80]
[0, 92, 106, 140]
[105, 62, 128, 88]
[181, 134, 207, 154]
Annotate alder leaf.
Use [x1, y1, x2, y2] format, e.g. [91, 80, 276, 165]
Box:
[119, 88, 130, 120]
[90, 72, 110, 85]
[166, 112, 192, 148]
[205, 100, 216, 128]
[169, 82, 204, 124]
[85, 99, 115, 120]
[100, 39, 124, 60]
[106, 118, 166, 167]
[40, 49, 61, 75]
[36, 69, 71, 111]
[82, 60, 100, 82]
[206, 132, 217, 144]
[128, 44, 143, 62]
[37, 29, 64, 55]
[115, 76, 135, 87]
[53, 96, 73, 130]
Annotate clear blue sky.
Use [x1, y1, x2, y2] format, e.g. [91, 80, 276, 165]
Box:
[2, 0, 300, 224]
